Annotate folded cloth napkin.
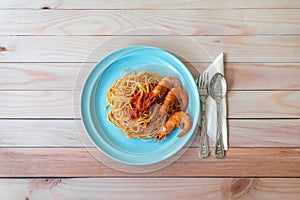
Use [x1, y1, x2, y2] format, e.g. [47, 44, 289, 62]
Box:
[203, 53, 228, 150]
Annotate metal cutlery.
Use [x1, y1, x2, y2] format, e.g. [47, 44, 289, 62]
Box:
[197, 72, 210, 158]
[209, 72, 227, 159]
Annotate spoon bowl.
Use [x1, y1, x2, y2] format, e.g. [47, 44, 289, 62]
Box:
[209, 73, 227, 101]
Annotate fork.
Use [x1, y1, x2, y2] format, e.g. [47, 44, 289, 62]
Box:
[197, 72, 210, 158]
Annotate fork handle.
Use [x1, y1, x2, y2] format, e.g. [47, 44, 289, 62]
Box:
[199, 101, 209, 158]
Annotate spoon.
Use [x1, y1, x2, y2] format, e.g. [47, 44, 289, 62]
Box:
[209, 72, 227, 159]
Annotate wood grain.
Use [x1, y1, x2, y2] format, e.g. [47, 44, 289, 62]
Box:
[0, 119, 299, 148]
[0, 147, 299, 177]
[0, 63, 80, 90]
[1, 0, 300, 9]
[0, 120, 81, 147]
[1, 10, 300, 35]
[228, 91, 300, 118]
[0, 178, 299, 200]
[0, 91, 299, 118]
[1, 63, 300, 90]
[1, 0, 299, 198]
[226, 119, 300, 147]
[222, 63, 300, 90]
[0, 91, 73, 118]
[0, 36, 300, 62]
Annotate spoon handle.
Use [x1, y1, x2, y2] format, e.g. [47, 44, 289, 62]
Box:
[214, 101, 225, 159]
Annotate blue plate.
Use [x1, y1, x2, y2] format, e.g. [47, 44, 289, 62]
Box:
[81, 46, 200, 165]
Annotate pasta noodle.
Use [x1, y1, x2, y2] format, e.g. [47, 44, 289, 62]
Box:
[106, 71, 165, 141]
[106, 70, 191, 142]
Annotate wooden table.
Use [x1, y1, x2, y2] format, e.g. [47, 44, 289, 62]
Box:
[1, 0, 300, 199]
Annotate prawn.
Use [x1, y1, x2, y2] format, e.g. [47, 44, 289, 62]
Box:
[147, 76, 181, 106]
[159, 87, 188, 114]
[155, 111, 191, 141]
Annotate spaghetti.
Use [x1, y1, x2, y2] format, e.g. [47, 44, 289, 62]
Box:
[106, 71, 191, 141]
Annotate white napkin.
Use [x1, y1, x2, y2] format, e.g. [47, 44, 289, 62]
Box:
[203, 53, 228, 150]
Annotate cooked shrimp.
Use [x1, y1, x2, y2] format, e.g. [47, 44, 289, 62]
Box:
[147, 76, 181, 106]
[156, 111, 191, 141]
[159, 87, 188, 114]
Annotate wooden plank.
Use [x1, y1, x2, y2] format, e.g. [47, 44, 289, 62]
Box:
[228, 91, 300, 118]
[0, 91, 73, 118]
[226, 119, 300, 147]
[1, 63, 300, 90]
[190, 62, 300, 90]
[223, 63, 300, 90]
[0, 148, 299, 177]
[0, 36, 300, 62]
[1, 10, 300, 35]
[0, 63, 80, 90]
[0, 91, 299, 118]
[0, 120, 81, 147]
[1, 0, 300, 9]
[0, 178, 299, 200]
[0, 119, 299, 147]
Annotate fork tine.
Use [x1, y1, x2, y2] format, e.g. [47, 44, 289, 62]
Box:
[196, 74, 201, 87]
[200, 74, 204, 88]
[199, 72, 205, 89]
[197, 74, 201, 87]
[205, 72, 209, 86]
[198, 72, 210, 89]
